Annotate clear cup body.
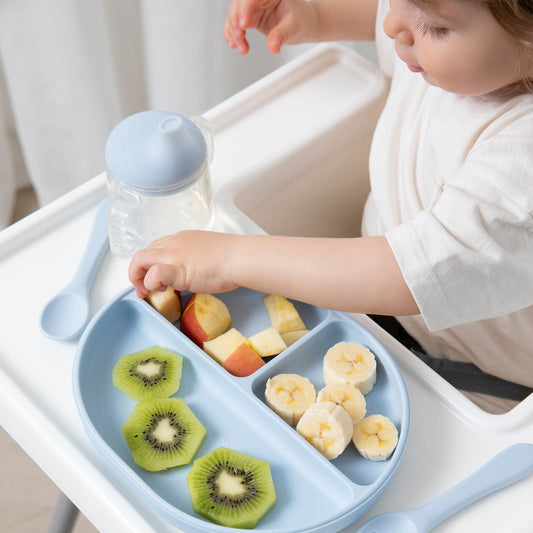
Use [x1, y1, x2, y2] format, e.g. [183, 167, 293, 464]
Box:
[107, 164, 214, 258]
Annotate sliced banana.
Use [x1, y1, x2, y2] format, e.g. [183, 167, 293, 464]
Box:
[317, 383, 366, 425]
[296, 401, 353, 460]
[352, 414, 398, 461]
[323, 341, 377, 395]
[264, 373, 316, 426]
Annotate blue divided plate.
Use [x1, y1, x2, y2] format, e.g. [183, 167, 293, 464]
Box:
[73, 287, 409, 532]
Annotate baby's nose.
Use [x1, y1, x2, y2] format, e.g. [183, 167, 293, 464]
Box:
[383, 0, 415, 45]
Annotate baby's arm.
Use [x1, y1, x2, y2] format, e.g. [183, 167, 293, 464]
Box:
[224, 0, 378, 55]
[128, 230, 419, 317]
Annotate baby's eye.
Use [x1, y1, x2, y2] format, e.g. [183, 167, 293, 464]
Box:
[415, 18, 449, 39]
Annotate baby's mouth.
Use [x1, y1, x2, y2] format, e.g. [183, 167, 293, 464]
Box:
[408, 64, 424, 73]
[395, 45, 424, 74]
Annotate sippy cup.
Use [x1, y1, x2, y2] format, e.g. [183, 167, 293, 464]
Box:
[105, 110, 215, 258]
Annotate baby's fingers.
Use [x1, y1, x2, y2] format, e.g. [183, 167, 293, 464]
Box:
[223, 18, 249, 54]
[128, 248, 170, 296]
[223, 16, 238, 48]
[143, 263, 184, 293]
[233, 0, 259, 31]
[225, 0, 270, 53]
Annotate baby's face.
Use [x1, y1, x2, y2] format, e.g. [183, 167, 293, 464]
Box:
[384, 0, 532, 96]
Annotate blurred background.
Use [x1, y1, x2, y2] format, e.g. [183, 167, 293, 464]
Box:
[1, 0, 377, 230]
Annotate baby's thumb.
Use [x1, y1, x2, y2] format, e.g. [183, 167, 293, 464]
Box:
[144, 263, 182, 293]
[266, 19, 291, 54]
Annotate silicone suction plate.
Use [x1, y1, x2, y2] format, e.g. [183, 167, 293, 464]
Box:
[73, 286, 409, 532]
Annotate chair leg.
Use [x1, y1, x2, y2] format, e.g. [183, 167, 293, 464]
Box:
[48, 491, 79, 533]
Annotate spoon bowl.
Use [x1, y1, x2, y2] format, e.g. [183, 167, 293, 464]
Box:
[357, 443, 533, 533]
[40, 200, 109, 342]
[41, 292, 91, 341]
[358, 511, 418, 533]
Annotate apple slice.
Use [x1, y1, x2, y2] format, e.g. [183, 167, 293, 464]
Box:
[223, 343, 265, 377]
[203, 328, 265, 377]
[263, 294, 306, 334]
[145, 286, 182, 323]
[248, 326, 287, 357]
[180, 293, 231, 346]
[203, 328, 249, 365]
[280, 329, 308, 347]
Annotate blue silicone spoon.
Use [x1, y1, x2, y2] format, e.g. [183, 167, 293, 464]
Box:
[40, 199, 109, 341]
[357, 442, 533, 533]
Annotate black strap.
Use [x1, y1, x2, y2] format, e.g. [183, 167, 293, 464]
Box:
[369, 314, 533, 402]
[410, 349, 533, 402]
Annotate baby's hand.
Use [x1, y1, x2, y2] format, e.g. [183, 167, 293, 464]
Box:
[223, 0, 312, 55]
[128, 230, 240, 299]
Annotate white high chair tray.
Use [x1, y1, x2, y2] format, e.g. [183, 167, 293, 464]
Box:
[0, 44, 532, 533]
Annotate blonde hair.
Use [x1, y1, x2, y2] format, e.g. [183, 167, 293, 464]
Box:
[486, 0, 533, 49]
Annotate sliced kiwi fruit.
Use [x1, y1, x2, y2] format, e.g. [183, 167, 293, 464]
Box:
[112, 345, 183, 400]
[187, 446, 276, 529]
[121, 397, 206, 471]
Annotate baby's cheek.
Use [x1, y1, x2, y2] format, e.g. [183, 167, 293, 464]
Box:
[420, 58, 476, 95]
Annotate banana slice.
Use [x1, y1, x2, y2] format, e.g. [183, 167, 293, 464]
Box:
[317, 383, 366, 425]
[352, 414, 398, 461]
[296, 401, 353, 460]
[264, 373, 316, 426]
[323, 341, 377, 395]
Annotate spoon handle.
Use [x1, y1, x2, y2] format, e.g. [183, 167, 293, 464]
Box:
[416, 443, 533, 530]
[69, 199, 110, 293]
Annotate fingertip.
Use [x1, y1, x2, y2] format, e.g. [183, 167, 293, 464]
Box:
[143, 263, 175, 293]
[132, 281, 150, 299]
[267, 33, 282, 54]
[223, 20, 237, 48]
[225, 35, 237, 49]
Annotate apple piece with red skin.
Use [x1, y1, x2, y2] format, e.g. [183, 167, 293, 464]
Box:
[180, 293, 231, 347]
[203, 328, 248, 364]
[145, 286, 182, 323]
[223, 343, 265, 377]
[203, 327, 265, 377]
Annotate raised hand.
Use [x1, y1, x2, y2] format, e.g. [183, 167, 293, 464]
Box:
[223, 0, 316, 54]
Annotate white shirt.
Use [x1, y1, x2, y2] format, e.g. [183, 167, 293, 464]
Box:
[362, 0, 533, 412]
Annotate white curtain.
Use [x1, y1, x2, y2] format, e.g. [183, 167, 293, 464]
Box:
[0, 0, 376, 229]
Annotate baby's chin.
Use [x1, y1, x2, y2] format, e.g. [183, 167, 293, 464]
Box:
[420, 73, 475, 96]
[418, 72, 456, 94]
[420, 71, 528, 98]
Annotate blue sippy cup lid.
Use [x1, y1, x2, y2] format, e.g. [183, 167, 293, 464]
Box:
[105, 110, 208, 193]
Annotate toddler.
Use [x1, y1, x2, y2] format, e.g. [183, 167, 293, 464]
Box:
[129, 0, 533, 413]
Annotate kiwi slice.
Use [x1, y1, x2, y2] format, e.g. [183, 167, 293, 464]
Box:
[112, 345, 183, 400]
[121, 397, 206, 471]
[187, 446, 276, 529]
